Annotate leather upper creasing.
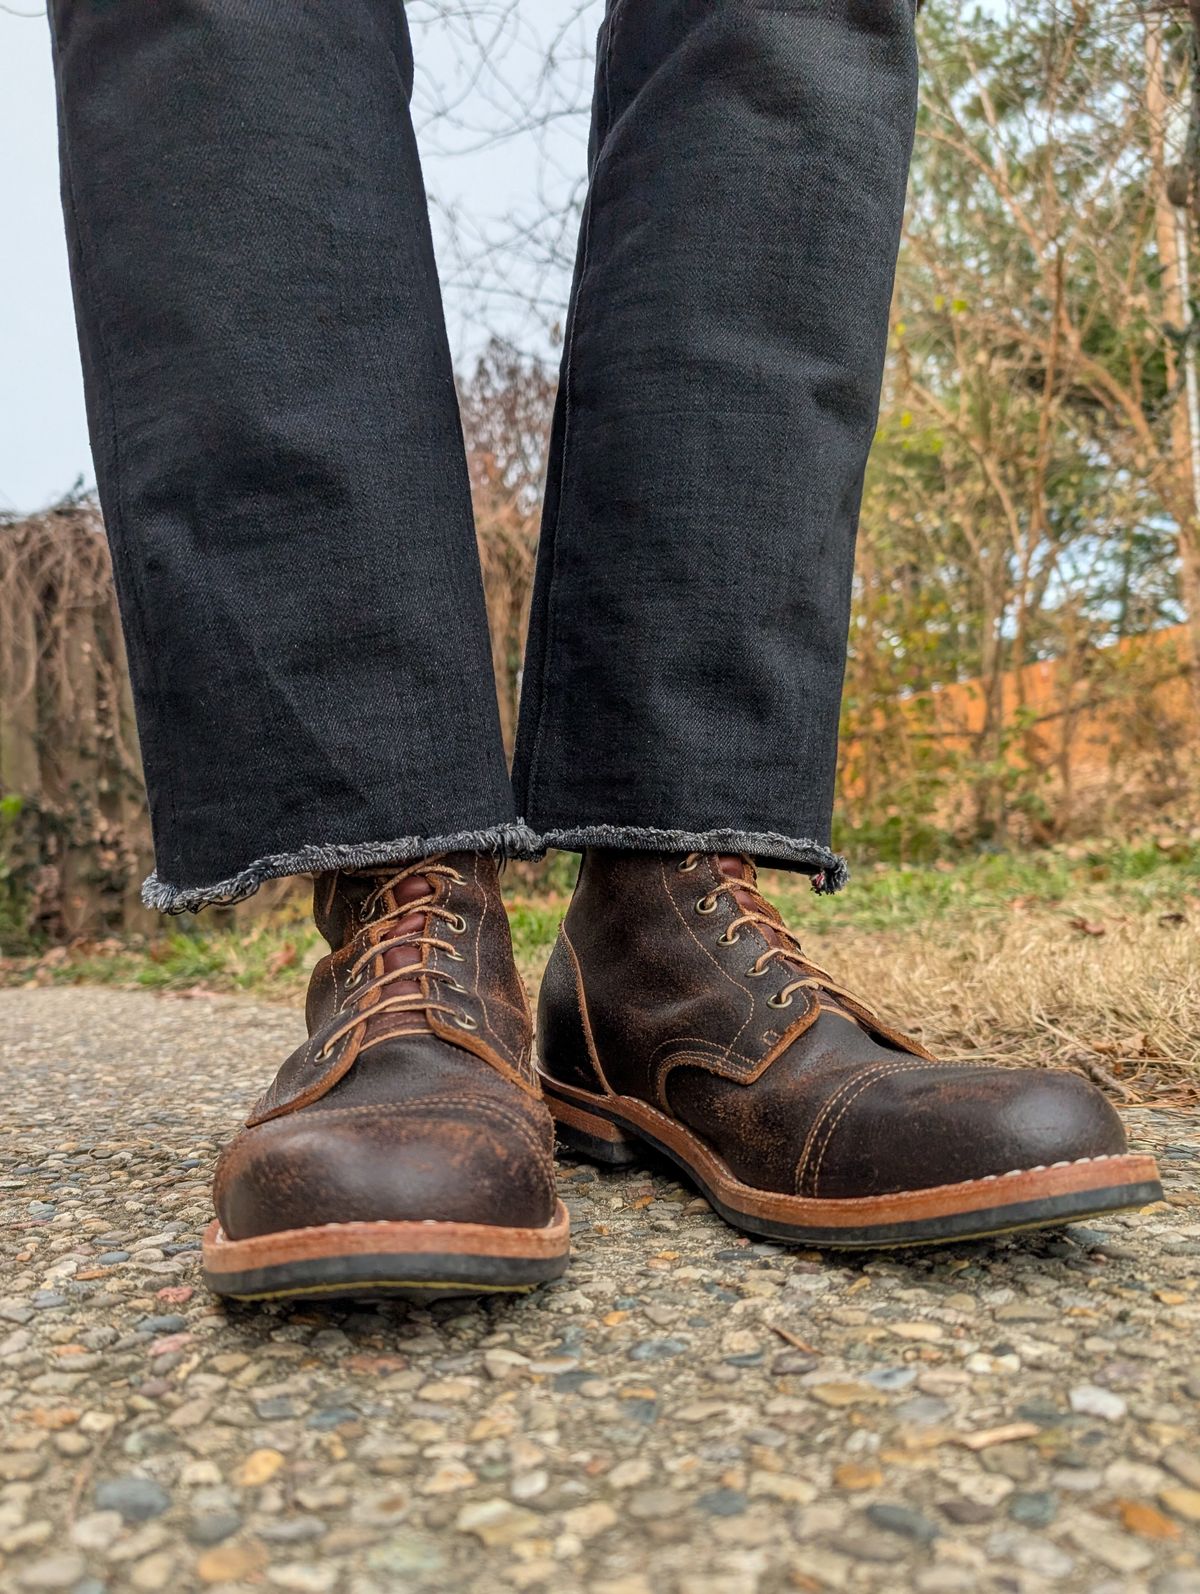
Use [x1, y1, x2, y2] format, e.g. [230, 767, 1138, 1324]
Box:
[538, 850, 1124, 1200]
[215, 853, 556, 1240]
[546, 852, 930, 1112]
[245, 1020, 365, 1128]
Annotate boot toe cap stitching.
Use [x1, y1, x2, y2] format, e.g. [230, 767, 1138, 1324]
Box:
[795, 1059, 931, 1195]
[807, 1064, 1126, 1199]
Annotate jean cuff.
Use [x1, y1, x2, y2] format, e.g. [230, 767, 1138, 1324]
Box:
[142, 821, 545, 915]
[532, 825, 848, 893]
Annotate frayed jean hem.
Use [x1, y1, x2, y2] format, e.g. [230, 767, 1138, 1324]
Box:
[142, 821, 544, 914]
[534, 825, 848, 893]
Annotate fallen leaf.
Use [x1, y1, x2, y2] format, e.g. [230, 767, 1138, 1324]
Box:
[1069, 917, 1106, 936]
[267, 941, 298, 974]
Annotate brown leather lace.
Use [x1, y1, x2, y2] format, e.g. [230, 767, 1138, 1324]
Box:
[315, 858, 474, 1060]
[680, 852, 882, 1017]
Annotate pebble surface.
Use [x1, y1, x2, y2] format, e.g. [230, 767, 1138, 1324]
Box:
[1, 986, 1198, 1594]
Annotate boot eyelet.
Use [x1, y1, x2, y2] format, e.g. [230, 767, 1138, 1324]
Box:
[455, 1012, 479, 1030]
[767, 992, 793, 1009]
[447, 979, 467, 993]
[677, 857, 699, 873]
[446, 913, 468, 934]
[717, 929, 740, 946]
[747, 964, 769, 978]
[696, 894, 718, 914]
[447, 947, 466, 963]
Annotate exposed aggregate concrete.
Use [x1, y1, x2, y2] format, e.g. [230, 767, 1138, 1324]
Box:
[0, 987, 1198, 1594]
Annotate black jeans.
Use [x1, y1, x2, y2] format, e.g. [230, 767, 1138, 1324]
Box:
[48, 0, 917, 913]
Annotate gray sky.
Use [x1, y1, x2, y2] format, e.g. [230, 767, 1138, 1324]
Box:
[0, 2, 598, 514]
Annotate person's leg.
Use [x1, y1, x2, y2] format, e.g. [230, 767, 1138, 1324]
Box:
[515, 0, 919, 883]
[48, 0, 567, 1297]
[531, 0, 1161, 1241]
[49, 0, 532, 916]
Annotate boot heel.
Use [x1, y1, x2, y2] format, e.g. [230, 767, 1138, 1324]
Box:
[545, 1090, 643, 1168]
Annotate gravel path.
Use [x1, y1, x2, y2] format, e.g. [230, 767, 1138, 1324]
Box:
[1, 987, 1198, 1594]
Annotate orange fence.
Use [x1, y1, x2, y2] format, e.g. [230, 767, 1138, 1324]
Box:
[839, 623, 1197, 837]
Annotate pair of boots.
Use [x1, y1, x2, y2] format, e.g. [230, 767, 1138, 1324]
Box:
[203, 851, 1160, 1300]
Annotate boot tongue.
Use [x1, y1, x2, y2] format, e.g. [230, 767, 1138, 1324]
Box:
[315, 868, 441, 1031]
[709, 854, 850, 1019]
[388, 871, 436, 911]
[376, 873, 434, 984]
[314, 868, 433, 949]
[711, 855, 791, 954]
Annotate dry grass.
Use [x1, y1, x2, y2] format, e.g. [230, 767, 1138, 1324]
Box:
[799, 909, 1200, 1104]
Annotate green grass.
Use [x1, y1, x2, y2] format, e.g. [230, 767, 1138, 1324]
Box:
[2, 835, 1196, 1002]
[504, 897, 569, 964]
[15, 921, 327, 1004]
[784, 834, 1200, 936]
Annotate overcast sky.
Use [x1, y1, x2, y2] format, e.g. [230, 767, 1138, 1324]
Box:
[0, 2, 599, 514]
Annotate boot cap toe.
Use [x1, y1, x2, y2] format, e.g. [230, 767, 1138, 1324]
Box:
[809, 1064, 1127, 1200]
[215, 1097, 557, 1240]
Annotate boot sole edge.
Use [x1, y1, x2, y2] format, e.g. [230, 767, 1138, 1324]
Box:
[542, 1075, 1163, 1249]
[201, 1201, 571, 1301]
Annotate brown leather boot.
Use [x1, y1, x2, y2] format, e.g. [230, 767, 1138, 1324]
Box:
[203, 854, 569, 1300]
[538, 850, 1161, 1248]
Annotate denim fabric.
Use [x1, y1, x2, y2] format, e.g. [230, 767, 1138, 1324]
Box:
[48, 0, 916, 910]
[48, 0, 520, 910]
[513, 0, 919, 870]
